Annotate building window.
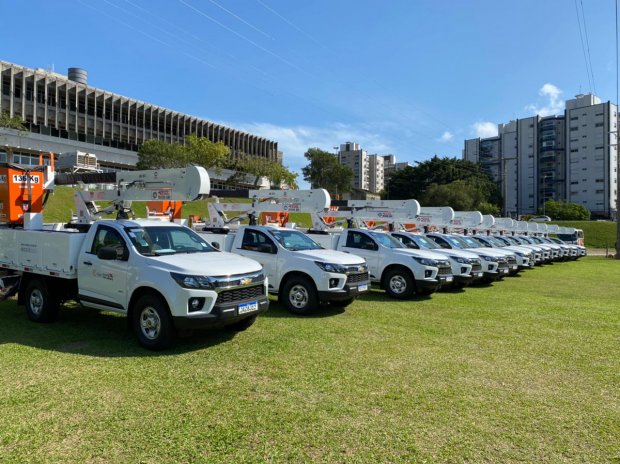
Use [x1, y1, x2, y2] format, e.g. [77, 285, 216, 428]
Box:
[570, 127, 578, 131]
[595, 122, 604, 127]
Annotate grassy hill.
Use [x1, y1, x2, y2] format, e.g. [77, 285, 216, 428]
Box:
[553, 220, 617, 248]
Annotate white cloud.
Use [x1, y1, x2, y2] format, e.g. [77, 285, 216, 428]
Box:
[216, 120, 395, 187]
[438, 131, 454, 142]
[472, 121, 498, 138]
[525, 83, 564, 117]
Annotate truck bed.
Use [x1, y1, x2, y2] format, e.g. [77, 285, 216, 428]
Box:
[0, 228, 85, 278]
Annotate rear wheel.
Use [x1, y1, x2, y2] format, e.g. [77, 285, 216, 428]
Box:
[24, 278, 59, 323]
[383, 268, 415, 300]
[281, 277, 318, 315]
[132, 294, 176, 350]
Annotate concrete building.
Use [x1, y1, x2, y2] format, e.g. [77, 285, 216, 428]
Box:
[338, 142, 369, 191]
[464, 94, 617, 218]
[0, 60, 279, 187]
[337, 143, 411, 195]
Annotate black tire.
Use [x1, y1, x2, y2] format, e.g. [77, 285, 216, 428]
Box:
[383, 267, 415, 300]
[281, 276, 318, 315]
[132, 294, 176, 350]
[24, 278, 59, 323]
[226, 315, 257, 332]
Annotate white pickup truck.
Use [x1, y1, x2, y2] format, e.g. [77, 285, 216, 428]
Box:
[307, 228, 453, 299]
[0, 219, 269, 349]
[199, 225, 370, 315]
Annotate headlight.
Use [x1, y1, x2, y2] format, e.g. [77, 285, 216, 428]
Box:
[481, 255, 497, 262]
[470, 259, 481, 265]
[413, 257, 437, 266]
[315, 261, 347, 273]
[515, 251, 525, 257]
[454, 256, 468, 263]
[171, 272, 215, 289]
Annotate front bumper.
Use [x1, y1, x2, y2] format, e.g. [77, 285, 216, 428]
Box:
[173, 296, 269, 329]
[318, 280, 370, 302]
[416, 278, 442, 292]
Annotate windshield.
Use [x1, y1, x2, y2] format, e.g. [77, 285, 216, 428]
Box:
[126, 226, 216, 256]
[267, 229, 322, 251]
[440, 235, 468, 249]
[459, 236, 482, 248]
[412, 235, 441, 249]
[369, 231, 404, 248]
[472, 237, 493, 248]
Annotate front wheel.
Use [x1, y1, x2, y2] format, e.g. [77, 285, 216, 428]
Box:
[281, 277, 318, 315]
[383, 268, 415, 300]
[24, 278, 59, 323]
[132, 294, 176, 350]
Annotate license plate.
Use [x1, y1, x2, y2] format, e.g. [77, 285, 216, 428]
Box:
[477, 272, 483, 277]
[446, 276, 453, 282]
[358, 284, 368, 292]
[501, 269, 508, 274]
[238, 301, 258, 314]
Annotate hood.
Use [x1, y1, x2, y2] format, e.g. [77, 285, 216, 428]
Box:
[468, 248, 514, 258]
[430, 248, 481, 259]
[294, 248, 365, 265]
[391, 248, 450, 263]
[145, 251, 263, 276]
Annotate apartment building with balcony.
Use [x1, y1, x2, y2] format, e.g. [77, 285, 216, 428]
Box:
[463, 94, 617, 218]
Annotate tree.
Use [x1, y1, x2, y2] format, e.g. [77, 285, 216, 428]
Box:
[386, 156, 501, 211]
[0, 112, 27, 131]
[228, 155, 298, 189]
[137, 136, 230, 170]
[185, 134, 229, 170]
[541, 200, 590, 220]
[301, 148, 352, 196]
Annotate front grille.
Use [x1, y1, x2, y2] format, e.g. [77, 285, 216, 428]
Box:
[498, 260, 509, 270]
[216, 284, 265, 305]
[438, 265, 451, 275]
[471, 264, 482, 273]
[507, 256, 517, 265]
[347, 272, 369, 284]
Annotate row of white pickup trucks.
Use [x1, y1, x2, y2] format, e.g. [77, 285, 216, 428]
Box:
[0, 165, 584, 350]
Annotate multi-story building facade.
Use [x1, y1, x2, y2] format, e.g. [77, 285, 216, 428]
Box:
[338, 142, 369, 191]
[337, 144, 411, 195]
[0, 60, 279, 186]
[464, 94, 617, 218]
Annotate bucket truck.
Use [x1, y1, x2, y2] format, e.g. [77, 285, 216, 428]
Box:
[306, 199, 453, 299]
[0, 165, 269, 350]
[196, 189, 370, 315]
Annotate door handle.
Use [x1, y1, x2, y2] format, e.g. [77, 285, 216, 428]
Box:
[83, 261, 93, 266]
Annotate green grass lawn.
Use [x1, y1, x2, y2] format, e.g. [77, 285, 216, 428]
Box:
[1, 257, 619, 463]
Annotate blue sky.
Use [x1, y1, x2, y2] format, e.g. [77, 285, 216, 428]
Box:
[1, 0, 618, 185]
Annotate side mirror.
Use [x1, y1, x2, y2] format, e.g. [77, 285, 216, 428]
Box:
[98, 246, 118, 260]
[211, 242, 220, 250]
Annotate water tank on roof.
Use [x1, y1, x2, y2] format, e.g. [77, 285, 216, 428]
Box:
[68, 67, 88, 85]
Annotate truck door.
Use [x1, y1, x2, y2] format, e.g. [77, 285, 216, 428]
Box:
[77, 225, 129, 311]
[235, 228, 280, 290]
[340, 231, 381, 280]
